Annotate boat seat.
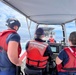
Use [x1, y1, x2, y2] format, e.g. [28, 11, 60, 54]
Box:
[24, 66, 42, 75]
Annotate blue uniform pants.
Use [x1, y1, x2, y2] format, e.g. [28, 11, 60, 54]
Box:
[0, 68, 16, 75]
[58, 72, 76, 75]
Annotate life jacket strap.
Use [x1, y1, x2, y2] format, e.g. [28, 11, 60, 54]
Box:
[68, 47, 76, 57]
[62, 68, 76, 71]
[27, 57, 47, 67]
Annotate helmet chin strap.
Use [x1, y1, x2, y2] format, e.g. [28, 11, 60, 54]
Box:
[11, 26, 19, 31]
[12, 28, 18, 31]
[8, 26, 16, 31]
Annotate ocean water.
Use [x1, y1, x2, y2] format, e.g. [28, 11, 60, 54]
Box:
[21, 42, 26, 51]
[20, 42, 27, 57]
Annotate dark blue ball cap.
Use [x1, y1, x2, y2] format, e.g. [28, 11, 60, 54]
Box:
[35, 28, 44, 35]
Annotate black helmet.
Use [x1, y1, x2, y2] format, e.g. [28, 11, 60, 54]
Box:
[6, 18, 21, 29]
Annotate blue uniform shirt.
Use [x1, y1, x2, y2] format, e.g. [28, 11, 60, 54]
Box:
[58, 49, 69, 66]
[6, 33, 20, 44]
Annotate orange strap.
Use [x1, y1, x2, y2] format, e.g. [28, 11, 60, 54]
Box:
[19, 51, 27, 61]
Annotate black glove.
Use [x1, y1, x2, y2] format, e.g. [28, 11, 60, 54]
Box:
[16, 66, 23, 75]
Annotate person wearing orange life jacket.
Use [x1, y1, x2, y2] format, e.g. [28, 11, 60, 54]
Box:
[49, 35, 56, 43]
[0, 18, 22, 75]
[25, 28, 53, 75]
[56, 31, 76, 75]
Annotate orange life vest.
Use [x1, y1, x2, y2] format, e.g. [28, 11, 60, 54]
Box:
[0, 29, 21, 56]
[49, 38, 55, 43]
[26, 40, 49, 68]
[57, 47, 76, 72]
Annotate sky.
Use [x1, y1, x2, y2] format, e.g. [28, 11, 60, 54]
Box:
[0, 2, 37, 43]
[0, 1, 76, 43]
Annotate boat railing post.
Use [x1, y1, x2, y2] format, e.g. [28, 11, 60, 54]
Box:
[75, 20, 76, 27]
[61, 24, 67, 45]
[26, 18, 31, 39]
